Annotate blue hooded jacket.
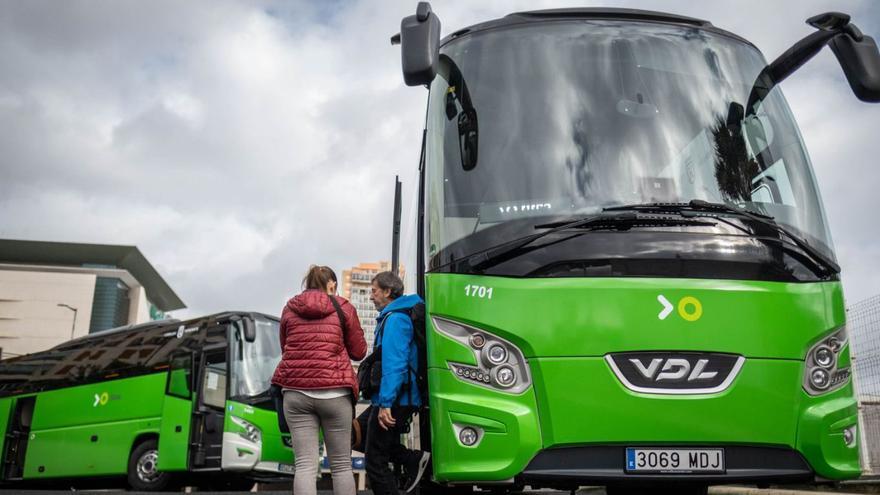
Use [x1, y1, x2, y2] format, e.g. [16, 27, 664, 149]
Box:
[371, 294, 423, 408]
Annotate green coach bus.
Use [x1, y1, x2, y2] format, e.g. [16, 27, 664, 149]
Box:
[393, 4, 880, 494]
[0, 311, 291, 490]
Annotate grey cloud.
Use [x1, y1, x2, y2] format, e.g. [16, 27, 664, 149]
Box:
[0, 0, 878, 319]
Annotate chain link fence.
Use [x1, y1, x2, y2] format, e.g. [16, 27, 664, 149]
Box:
[849, 293, 880, 476]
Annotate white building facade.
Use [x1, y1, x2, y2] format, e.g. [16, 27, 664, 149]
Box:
[0, 240, 184, 359]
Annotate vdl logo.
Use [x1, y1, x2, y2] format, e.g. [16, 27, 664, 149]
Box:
[657, 294, 702, 322]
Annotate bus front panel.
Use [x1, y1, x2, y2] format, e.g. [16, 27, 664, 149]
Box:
[425, 274, 860, 485]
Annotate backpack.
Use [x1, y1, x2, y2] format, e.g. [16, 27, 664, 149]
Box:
[356, 346, 382, 400]
[357, 302, 428, 406]
[402, 302, 428, 407]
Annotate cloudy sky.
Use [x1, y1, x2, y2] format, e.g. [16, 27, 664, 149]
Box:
[0, 0, 878, 318]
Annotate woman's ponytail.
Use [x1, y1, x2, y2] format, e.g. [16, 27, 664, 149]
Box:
[302, 265, 337, 291]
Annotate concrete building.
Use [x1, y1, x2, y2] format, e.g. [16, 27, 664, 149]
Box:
[0, 239, 185, 358]
[341, 261, 404, 353]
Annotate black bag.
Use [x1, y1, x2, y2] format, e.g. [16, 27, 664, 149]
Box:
[406, 302, 429, 406]
[357, 346, 383, 400]
[270, 383, 289, 434]
[357, 311, 384, 400]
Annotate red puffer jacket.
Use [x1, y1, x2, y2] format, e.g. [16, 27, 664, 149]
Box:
[271, 290, 368, 396]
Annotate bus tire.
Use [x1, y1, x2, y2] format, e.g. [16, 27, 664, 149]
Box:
[127, 438, 171, 491]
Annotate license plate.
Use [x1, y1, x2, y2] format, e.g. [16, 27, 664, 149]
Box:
[278, 463, 295, 474]
[625, 448, 724, 473]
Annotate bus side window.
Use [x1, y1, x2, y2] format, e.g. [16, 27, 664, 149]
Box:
[166, 354, 193, 399]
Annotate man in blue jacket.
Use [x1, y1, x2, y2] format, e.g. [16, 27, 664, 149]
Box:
[363, 271, 430, 495]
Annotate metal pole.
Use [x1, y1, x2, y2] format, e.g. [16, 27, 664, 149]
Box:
[391, 175, 402, 276]
[70, 308, 77, 340]
[57, 303, 78, 341]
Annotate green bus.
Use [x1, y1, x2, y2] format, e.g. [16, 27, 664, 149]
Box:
[0, 312, 290, 490]
[393, 4, 880, 494]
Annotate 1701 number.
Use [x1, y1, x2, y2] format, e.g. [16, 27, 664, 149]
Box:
[464, 285, 494, 299]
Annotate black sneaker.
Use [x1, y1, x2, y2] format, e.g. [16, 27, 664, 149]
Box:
[404, 451, 431, 493]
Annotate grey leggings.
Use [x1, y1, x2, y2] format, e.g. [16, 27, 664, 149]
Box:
[282, 391, 355, 495]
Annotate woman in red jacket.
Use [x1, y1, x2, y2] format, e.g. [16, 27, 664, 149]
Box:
[272, 265, 367, 495]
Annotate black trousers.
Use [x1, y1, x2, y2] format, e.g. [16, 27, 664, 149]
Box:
[360, 405, 420, 495]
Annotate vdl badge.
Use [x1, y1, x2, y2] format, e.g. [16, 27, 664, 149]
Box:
[625, 448, 725, 473]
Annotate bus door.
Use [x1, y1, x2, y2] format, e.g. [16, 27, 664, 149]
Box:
[157, 352, 195, 472]
[1, 396, 35, 480]
[191, 345, 227, 470]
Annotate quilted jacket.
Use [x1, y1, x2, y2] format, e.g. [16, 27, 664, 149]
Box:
[271, 289, 367, 396]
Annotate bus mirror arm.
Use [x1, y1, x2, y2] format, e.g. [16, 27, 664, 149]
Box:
[745, 12, 880, 113]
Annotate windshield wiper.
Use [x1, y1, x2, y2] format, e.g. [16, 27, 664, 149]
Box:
[604, 199, 774, 219]
[604, 199, 840, 276]
[462, 212, 715, 272]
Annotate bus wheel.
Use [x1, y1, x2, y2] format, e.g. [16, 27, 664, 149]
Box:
[127, 439, 171, 491]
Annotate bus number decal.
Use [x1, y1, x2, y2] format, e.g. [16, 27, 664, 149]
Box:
[465, 285, 493, 299]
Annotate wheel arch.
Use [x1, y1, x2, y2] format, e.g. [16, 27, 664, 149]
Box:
[129, 431, 160, 456]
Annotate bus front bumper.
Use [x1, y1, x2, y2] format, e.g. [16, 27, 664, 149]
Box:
[521, 445, 813, 487]
[429, 356, 861, 485]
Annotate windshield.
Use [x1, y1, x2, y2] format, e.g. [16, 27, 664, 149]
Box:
[426, 21, 835, 272]
[229, 316, 281, 400]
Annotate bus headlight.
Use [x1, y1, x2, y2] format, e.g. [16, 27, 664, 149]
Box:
[486, 344, 508, 365]
[843, 425, 857, 447]
[810, 368, 830, 389]
[459, 427, 479, 446]
[433, 316, 532, 394]
[494, 365, 516, 387]
[230, 416, 262, 444]
[803, 327, 850, 396]
[813, 346, 834, 368]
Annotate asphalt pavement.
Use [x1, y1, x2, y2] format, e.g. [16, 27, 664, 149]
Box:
[2, 487, 879, 495]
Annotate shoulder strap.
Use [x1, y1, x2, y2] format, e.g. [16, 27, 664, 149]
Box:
[374, 315, 388, 347]
[327, 295, 347, 330]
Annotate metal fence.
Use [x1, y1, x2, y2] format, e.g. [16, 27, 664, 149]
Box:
[849, 294, 880, 476]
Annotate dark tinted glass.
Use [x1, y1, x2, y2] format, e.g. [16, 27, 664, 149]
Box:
[426, 21, 834, 270]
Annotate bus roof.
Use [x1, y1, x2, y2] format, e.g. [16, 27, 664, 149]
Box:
[0, 310, 280, 398]
[52, 310, 278, 351]
[439, 8, 754, 50]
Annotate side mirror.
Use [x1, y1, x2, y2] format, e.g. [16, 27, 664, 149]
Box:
[396, 2, 441, 87]
[829, 32, 880, 102]
[242, 317, 256, 343]
[458, 109, 478, 171]
[746, 12, 880, 112]
[231, 315, 256, 342]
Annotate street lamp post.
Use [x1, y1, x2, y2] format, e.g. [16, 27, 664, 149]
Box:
[57, 303, 78, 340]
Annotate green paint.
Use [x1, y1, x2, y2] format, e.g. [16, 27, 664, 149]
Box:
[20, 374, 165, 479]
[28, 373, 165, 431]
[225, 400, 294, 465]
[25, 417, 159, 478]
[0, 398, 12, 459]
[157, 395, 192, 471]
[425, 274, 860, 482]
[428, 369, 542, 481]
